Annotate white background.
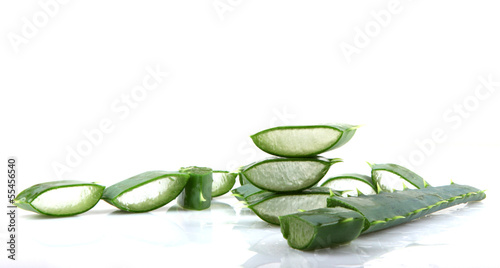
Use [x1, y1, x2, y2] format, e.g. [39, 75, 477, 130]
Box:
[1, 1, 499, 267]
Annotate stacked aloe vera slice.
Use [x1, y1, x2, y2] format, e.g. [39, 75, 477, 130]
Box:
[232, 124, 359, 225]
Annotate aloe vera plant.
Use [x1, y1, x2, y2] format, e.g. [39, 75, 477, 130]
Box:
[14, 180, 105, 216]
[102, 171, 189, 212]
[280, 183, 486, 250]
[241, 157, 342, 192]
[250, 124, 359, 157]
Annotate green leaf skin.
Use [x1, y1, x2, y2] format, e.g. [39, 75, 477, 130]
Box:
[371, 163, 429, 192]
[102, 171, 189, 212]
[14, 180, 105, 216]
[231, 184, 269, 204]
[327, 184, 486, 233]
[250, 124, 359, 157]
[241, 157, 342, 192]
[177, 166, 213, 210]
[279, 208, 365, 250]
[238, 172, 251, 186]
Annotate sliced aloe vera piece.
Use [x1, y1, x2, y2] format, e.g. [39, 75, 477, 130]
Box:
[328, 183, 486, 233]
[242, 157, 342, 192]
[250, 124, 359, 157]
[14, 180, 104, 216]
[102, 171, 189, 212]
[247, 187, 332, 225]
[212, 171, 238, 197]
[370, 163, 429, 193]
[321, 173, 376, 196]
[279, 207, 365, 250]
[177, 166, 213, 210]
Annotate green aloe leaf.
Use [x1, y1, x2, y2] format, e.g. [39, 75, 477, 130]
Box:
[242, 157, 342, 192]
[102, 171, 189, 212]
[280, 183, 485, 250]
[321, 173, 376, 196]
[246, 187, 333, 225]
[327, 183, 485, 233]
[14, 180, 105, 216]
[177, 166, 213, 210]
[370, 163, 430, 193]
[231, 183, 269, 204]
[250, 124, 359, 157]
[279, 207, 365, 250]
[212, 171, 238, 198]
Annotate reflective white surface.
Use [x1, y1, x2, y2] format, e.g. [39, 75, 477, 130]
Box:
[3, 191, 497, 268]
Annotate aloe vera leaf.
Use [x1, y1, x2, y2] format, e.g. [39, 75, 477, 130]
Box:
[371, 163, 430, 193]
[250, 124, 359, 157]
[14, 180, 105, 216]
[177, 166, 213, 210]
[242, 157, 342, 192]
[238, 172, 251, 186]
[246, 187, 334, 225]
[102, 171, 189, 212]
[231, 183, 269, 204]
[212, 171, 237, 198]
[321, 173, 376, 196]
[327, 183, 486, 233]
[279, 207, 365, 250]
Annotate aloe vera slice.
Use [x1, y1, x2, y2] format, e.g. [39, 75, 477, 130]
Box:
[177, 166, 213, 210]
[242, 157, 342, 192]
[250, 124, 359, 157]
[327, 183, 486, 233]
[102, 171, 189, 212]
[14, 180, 104, 216]
[321, 173, 376, 196]
[279, 207, 365, 250]
[212, 171, 237, 198]
[370, 163, 429, 193]
[246, 187, 333, 225]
